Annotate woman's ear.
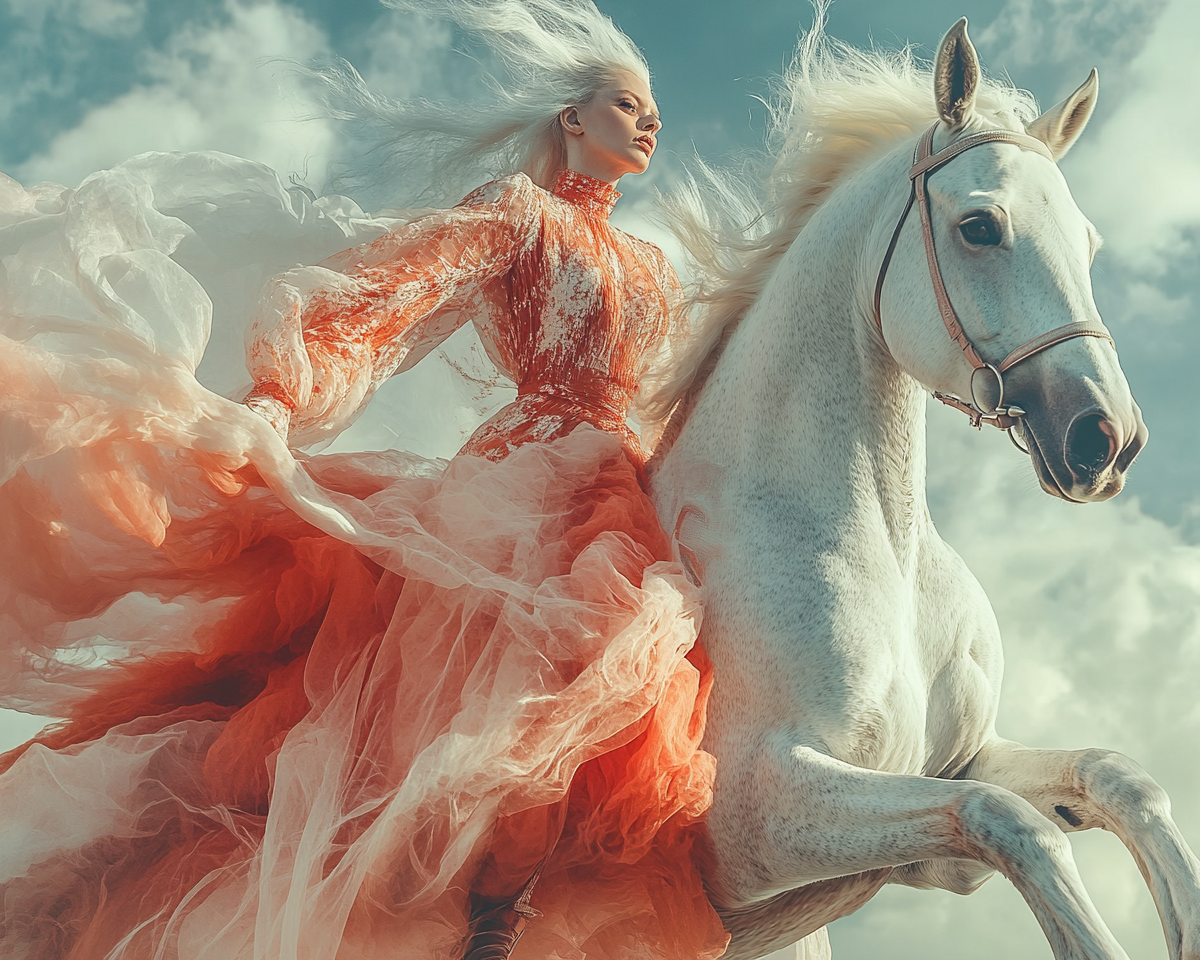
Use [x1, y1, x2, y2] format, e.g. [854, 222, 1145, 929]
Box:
[560, 106, 584, 137]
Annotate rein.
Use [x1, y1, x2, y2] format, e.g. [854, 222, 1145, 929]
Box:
[873, 121, 1113, 441]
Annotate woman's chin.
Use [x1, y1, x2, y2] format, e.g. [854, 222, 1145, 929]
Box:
[626, 155, 652, 175]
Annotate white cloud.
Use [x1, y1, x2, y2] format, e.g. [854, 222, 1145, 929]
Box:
[0, 0, 476, 751]
[0, 710, 52, 753]
[977, 0, 1167, 74]
[14, 0, 338, 189]
[6, 0, 148, 38]
[835, 403, 1200, 959]
[1064, 0, 1200, 273]
[358, 8, 456, 98]
[2, 5, 1197, 958]
[977, 0, 1199, 282]
[1116, 279, 1192, 326]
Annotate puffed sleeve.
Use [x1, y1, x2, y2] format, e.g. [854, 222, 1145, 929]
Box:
[630, 239, 689, 444]
[650, 243, 685, 345]
[245, 174, 540, 444]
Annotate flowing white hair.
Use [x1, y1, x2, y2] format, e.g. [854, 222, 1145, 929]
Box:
[316, 0, 650, 205]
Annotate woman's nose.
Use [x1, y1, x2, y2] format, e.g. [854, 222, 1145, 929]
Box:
[640, 115, 661, 133]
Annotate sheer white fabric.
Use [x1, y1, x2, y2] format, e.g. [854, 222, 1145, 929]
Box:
[0, 153, 725, 959]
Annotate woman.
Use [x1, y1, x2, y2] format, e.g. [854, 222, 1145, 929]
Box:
[0, 2, 727, 958]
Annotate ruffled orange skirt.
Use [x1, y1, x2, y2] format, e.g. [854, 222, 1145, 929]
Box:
[0, 427, 728, 960]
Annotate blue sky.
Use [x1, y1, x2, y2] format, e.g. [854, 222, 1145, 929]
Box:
[2, 0, 1194, 526]
[2, 2, 1199, 959]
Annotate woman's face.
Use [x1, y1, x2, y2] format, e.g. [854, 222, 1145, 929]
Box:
[560, 71, 661, 183]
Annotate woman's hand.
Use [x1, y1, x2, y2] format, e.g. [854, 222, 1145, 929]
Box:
[244, 388, 293, 442]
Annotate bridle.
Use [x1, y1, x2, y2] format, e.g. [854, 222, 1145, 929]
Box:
[873, 121, 1113, 447]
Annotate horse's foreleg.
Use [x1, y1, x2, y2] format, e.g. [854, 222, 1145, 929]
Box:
[964, 738, 1200, 960]
[711, 744, 1129, 960]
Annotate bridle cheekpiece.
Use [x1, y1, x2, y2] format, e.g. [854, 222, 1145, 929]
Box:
[872, 121, 1114, 443]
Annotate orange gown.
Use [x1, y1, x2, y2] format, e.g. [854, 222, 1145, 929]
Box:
[0, 166, 729, 960]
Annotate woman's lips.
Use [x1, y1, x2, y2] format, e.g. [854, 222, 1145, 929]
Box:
[635, 137, 654, 155]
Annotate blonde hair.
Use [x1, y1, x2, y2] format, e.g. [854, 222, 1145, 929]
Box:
[315, 0, 651, 206]
[640, 3, 1038, 425]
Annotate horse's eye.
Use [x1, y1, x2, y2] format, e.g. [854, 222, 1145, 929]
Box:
[959, 214, 1002, 247]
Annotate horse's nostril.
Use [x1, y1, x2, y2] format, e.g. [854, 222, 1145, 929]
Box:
[1065, 413, 1116, 479]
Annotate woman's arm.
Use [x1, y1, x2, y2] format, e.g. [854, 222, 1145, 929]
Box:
[245, 174, 540, 444]
[632, 239, 689, 453]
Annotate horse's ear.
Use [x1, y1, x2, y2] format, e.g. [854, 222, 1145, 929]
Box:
[934, 18, 980, 130]
[1027, 69, 1100, 161]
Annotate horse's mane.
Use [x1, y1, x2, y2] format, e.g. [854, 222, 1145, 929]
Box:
[637, 6, 1039, 431]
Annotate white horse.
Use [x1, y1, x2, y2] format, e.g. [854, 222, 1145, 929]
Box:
[648, 19, 1197, 960]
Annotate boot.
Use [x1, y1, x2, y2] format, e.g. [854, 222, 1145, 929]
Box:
[461, 867, 543, 960]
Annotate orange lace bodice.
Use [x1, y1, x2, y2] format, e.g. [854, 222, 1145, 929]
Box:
[247, 169, 683, 462]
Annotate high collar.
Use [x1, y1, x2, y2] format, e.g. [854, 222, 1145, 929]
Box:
[552, 169, 621, 219]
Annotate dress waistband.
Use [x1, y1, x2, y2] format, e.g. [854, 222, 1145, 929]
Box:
[516, 375, 631, 428]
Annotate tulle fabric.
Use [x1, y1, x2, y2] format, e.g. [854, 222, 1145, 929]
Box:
[0, 155, 727, 958]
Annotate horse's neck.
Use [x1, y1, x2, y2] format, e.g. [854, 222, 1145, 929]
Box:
[669, 165, 929, 561]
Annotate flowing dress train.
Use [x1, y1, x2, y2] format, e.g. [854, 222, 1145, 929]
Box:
[0, 157, 729, 959]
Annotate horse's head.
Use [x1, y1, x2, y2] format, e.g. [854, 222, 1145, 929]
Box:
[877, 18, 1147, 503]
